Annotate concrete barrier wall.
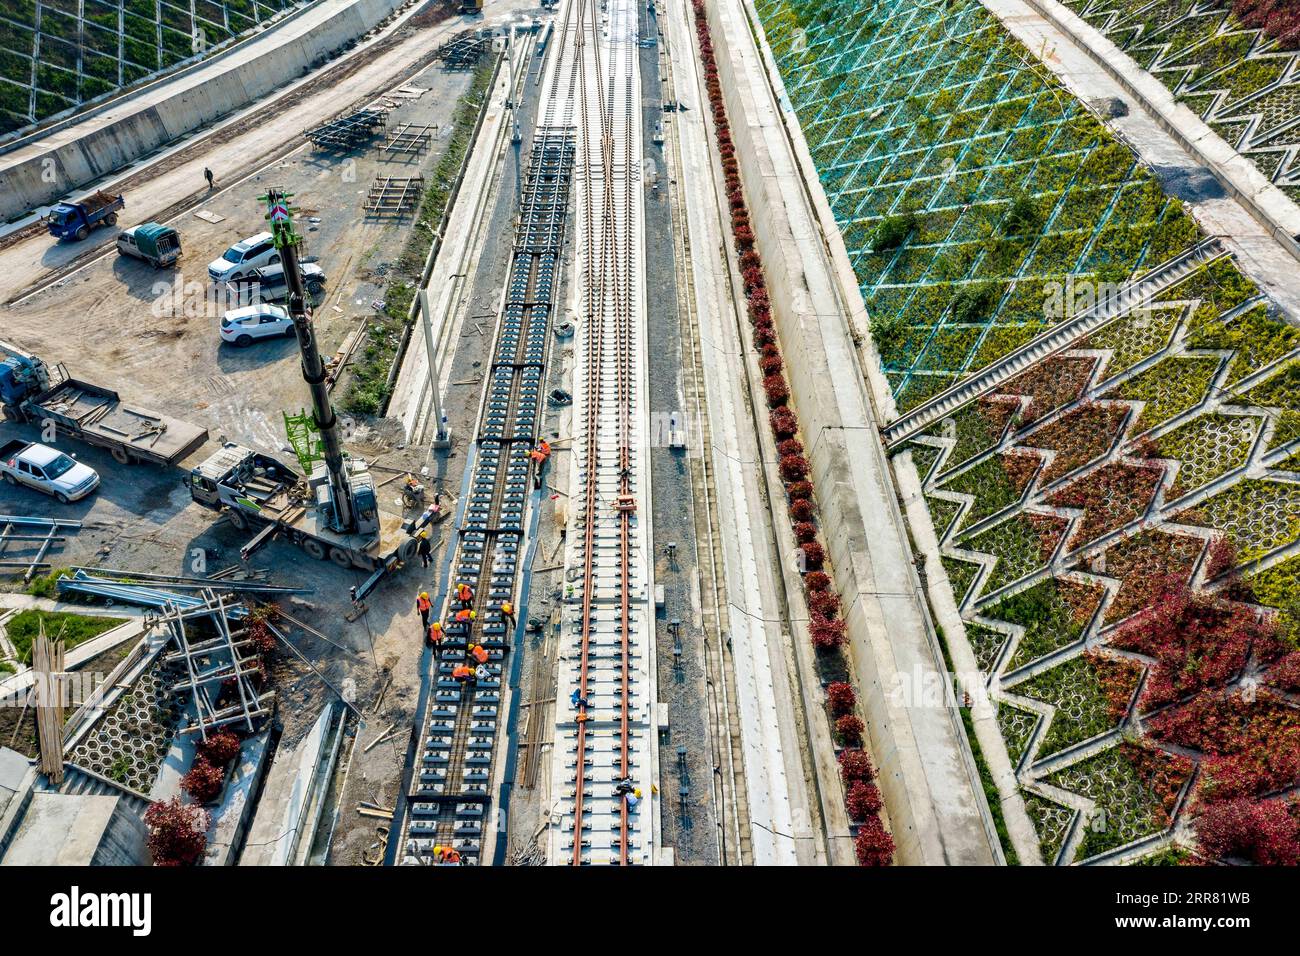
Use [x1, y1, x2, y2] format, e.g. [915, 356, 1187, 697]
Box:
[0, 0, 406, 221]
[703, 0, 998, 864]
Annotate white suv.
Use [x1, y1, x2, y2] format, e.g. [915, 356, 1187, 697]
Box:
[208, 232, 280, 283]
[220, 304, 295, 346]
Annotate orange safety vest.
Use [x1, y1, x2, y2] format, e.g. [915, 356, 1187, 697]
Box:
[429, 622, 443, 641]
[471, 645, 489, 664]
[457, 583, 473, 602]
[455, 609, 472, 623]
[417, 595, 431, 612]
[452, 665, 472, 679]
[444, 849, 461, 864]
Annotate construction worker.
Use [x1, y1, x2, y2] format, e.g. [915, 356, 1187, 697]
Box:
[530, 439, 552, 489]
[416, 529, 433, 568]
[454, 607, 476, 625]
[416, 590, 432, 630]
[570, 687, 588, 710]
[204, 166, 215, 189]
[456, 581, 475, 606]
[469, 643, 489, 665]
[500, 599, 516, 631]
[433, 844, 461, 865]
[626, 788, 642, 812]
[452, 663, 474, 684]
[427, 620, 444, 655]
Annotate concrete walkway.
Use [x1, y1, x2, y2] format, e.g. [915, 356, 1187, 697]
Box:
[712, 0, 999, 864]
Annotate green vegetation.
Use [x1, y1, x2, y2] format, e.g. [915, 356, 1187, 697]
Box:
[4, 609, 126, 662]
[26, 567, 71, 599]
[343, 57, 496, 415]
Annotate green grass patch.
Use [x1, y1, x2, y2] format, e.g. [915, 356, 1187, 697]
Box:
[5, 609, 126, 661]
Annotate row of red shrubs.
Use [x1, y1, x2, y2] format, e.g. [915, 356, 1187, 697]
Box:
[1221, 0, 1300, 47]
[146, 612, 278, 865]
[690, 0, 892, 867]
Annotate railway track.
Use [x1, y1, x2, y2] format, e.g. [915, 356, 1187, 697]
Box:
[545, 0, 655, 867]
[398, 128, 575, 866]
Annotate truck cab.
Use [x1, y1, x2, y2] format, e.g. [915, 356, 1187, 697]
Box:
[188, 443, 294, 511]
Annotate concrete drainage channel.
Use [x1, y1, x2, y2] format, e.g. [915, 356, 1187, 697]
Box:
[391, 131, 576, 866]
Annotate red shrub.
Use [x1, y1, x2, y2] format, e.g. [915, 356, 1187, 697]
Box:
[199, 730, 242, 766]
[792, 521, 818, 543]
[739, 250, 762, 272]
[789, 498, 814, 522]
[804, 570, 831, 592]
[801, 540, 826, 571]
[835, 714, 865, 747]
[827, 681, 856, 717]
[786, 480, 813, 500]
[770, 407, 799, 440]
[810, 614, 847, 649]
[846, 781, 883, 820]
[181, 755, 225, 804]
[1195, 797, 1300, 865]
[760, 354, 784, 376]
[808, 588, 841, 619]
[764, 374, 789, 407]
[780, 454, 808, 481]
[777, 438, 803, 457]
[839, 748, 875, 782]
[854, 815, 895, 866]
[752, 322, 776, 348]
[145, 798, 210, 866]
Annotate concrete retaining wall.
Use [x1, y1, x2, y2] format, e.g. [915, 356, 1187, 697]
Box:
[0, 0, 406, 222]
[703, 0, 998, 864]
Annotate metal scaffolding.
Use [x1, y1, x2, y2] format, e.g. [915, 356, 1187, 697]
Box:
[365, 176, 425, 217]
[0, 514, 81, 583]
[305, 108, 388, 150]
[158, 592, 272, 742]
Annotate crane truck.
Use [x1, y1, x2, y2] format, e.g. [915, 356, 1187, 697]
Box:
[0, 341, 209, 466]
[186, 190, 443, 599]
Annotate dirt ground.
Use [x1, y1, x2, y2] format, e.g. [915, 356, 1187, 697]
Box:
[0, 2, 546, 868]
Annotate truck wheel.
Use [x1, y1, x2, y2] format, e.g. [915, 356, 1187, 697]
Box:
[1, 473, 14, 485]
[329, 547, 353, 569]
[225, 508, 247, 531]
[307, 281, 324, 296]
[398, 538, 419, 563]
[303, 539, 327, 560]
[235, 334, 252, 347]
[105, 213, 118, 227]
[111, 446, 131, 465]
[75, 226, 88, 241]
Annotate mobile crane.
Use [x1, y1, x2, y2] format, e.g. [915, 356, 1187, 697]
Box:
[186, 190, 445, 599]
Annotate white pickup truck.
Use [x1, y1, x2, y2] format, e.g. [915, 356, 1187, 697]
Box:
[0, 439, 100, 503]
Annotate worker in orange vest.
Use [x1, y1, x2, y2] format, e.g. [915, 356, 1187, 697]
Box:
[452, 663, 473, 683]
[456, 582, 474, 606]
[469, 643, 489, 665]
[416, 590, 432, 630]
[433, 844, 462, 865]
[427, 620, 444, 655]
[454, 608, 476, 625]
[501, 600, 516, 630]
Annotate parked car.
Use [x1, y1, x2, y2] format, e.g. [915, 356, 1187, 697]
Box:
[0, 439, 100, 503]
[116, 222, 182, 268]
[207, 232, 280, 283]
[220, 304, 295, 346]
[231, 262, 327, 303]
[46, 192, 124, 242]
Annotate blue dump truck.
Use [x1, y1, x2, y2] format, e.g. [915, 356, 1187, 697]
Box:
[46, 191, 124, 241]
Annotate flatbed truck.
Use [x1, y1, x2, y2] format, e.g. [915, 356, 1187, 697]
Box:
[0, 342, 208, 466]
